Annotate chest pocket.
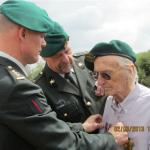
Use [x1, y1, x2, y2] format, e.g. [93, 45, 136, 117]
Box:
[55, 97, 84, 122]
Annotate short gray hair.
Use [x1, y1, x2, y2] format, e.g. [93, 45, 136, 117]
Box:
[117, 56, 138, 83]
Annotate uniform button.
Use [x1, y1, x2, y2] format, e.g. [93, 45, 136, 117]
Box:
[8, 66, 12, 69]
[64, 113, 68, 117]
[70, 68, 74, 72]
[78, 62, 84, 69]
[78, 62, 83, 67]
[86, 101, 92, 106]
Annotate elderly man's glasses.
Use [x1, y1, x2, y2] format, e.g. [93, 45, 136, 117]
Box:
[93, 71, 111, 80]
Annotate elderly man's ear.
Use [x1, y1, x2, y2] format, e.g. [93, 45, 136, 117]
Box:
[127, 63, 136, 75]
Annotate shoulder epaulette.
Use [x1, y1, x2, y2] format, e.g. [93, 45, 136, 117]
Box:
[6, 66, 25, 81]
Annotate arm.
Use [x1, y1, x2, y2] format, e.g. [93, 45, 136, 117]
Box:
[68, 114, 104, 133]
[1, 78, 119, 150]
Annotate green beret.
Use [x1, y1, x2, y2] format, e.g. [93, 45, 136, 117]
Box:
[85, 40, 136, 71]
[40, 22, 69, 57]
[0, 0, 54, 32]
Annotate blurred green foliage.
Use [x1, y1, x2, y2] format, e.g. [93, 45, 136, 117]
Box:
[136, 50, 150, 87]
[27, 61, 45, 82]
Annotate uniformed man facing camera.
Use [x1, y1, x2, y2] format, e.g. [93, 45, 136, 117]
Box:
[35, 22, 107, 133]
[0, 0, 128, 149]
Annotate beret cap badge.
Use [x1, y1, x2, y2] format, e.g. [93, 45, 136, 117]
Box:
[85, 53, 95, 63]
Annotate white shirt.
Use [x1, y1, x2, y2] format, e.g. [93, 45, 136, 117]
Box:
[103, 83, 150, 150]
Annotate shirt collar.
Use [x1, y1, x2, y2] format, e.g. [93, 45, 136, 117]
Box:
[120, 83, 140, 107]
[0, 51, 28, 76]
[111, 83, 140, 113]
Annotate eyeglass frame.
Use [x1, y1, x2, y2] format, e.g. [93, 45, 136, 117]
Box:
[92, 71, 112, 81]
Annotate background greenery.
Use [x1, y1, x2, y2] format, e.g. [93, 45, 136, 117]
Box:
[26, 59, 45, 82]
[136, 50, 150, 87]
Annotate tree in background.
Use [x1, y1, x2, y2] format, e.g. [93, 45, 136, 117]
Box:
[136, 50, 150, 87]
[26, 58, 45, 82]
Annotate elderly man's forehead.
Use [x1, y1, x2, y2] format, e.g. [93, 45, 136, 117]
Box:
[95, 55, 121, 64]
[94, 55, 121, 70]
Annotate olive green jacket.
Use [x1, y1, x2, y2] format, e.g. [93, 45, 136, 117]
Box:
[0, 56, 117, 150]
[36, 53, 106, 131]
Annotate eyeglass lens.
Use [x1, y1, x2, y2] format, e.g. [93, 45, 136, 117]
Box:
[93, 71, 111, 80]
[100, 72, 111, 80]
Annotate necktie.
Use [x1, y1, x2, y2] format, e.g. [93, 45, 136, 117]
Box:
[65, 72, 78, 87]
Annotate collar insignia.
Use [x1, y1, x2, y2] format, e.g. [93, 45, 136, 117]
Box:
[49, 79, 55, 85]
[78, 62, 84, 69]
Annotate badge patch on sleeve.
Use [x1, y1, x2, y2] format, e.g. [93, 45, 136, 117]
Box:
[31, 99, 43, 113]
[30, 96, 51, 114]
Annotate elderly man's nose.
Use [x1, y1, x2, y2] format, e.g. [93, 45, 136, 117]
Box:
[97, 76, 105, 85]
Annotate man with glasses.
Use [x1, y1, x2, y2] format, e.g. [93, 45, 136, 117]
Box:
[85, 40, 150, 150]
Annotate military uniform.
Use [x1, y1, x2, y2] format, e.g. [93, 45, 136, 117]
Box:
[0, 54, 117, 150]
[0, 0, 117, 149]
[36, 53, 107, 131]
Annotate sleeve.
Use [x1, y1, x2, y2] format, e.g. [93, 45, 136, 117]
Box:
[67, 122, 84, 132]
[1, 78, 117, 150]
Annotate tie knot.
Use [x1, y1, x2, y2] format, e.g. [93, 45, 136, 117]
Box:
[65, 72, 78, 86]
[65, 73, 71, 79]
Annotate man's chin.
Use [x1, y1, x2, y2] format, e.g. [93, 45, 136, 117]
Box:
[63, 67, 72, 74]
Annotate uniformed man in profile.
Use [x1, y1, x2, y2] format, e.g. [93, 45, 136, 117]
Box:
[35, 22, 107, 133]
[0, 0, 128, 149]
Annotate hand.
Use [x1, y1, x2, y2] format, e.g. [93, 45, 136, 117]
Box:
[108, 122, 128, 146]
[82, 114, 104, 133]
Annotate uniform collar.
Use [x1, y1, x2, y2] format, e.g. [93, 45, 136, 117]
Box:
[44, 64, 80, 95]
[0, 51, 28, 76]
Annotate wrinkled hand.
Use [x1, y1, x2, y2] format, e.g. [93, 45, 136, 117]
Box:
[82, 114, 104, 133]
[108, 122, 128, 146]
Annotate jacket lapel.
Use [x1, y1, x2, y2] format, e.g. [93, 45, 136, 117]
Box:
[72, 59, 88, 97]
[72, 59, 96, 114]
[44, 65, 80, 96]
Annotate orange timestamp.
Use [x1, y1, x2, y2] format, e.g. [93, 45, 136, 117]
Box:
[114, 125, 150, 132]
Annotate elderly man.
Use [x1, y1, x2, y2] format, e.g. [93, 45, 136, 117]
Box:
[36, 22, 107, 133]
[0, 0, 128, 149]
[85, 40, 150, 150]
